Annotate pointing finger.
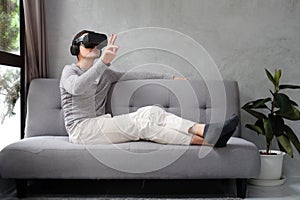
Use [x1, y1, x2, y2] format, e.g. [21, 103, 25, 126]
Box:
[111, 34, 117, 45]
[108, 33, 116, 45]
[108, 34, 113, 45]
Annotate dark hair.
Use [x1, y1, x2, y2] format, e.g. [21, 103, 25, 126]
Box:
[72, 30, 94, 43]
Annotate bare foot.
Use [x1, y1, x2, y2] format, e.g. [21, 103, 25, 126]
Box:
[190, 135, 213, 146]
[188, 123, 205, 137]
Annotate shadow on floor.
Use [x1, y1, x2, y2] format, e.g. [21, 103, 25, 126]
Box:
[24, 179, 237, 198]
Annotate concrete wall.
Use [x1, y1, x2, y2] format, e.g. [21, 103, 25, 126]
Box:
[45, 0, 300, 177]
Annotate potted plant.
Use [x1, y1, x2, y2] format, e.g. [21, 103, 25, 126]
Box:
[242, 68, 300, 186]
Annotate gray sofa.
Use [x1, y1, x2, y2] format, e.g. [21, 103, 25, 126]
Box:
[0, 78, 260, 198]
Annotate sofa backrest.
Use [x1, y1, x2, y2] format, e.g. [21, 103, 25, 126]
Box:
[25, 79, 66, 137]
[25, 78, 241, 138]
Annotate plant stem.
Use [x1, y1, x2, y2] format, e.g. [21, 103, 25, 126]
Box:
[267, 144, 271, 155]
[267, 85, 277, 155]
[271, 93, 276, 115]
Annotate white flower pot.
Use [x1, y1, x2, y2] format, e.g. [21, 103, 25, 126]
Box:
[249, 150, 286, 186]
[258, 150, 286, 180]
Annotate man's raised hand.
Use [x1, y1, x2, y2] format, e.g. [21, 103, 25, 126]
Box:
[100, 33, 119, 65]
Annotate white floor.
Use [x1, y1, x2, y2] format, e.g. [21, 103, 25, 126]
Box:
[246, 177, 300, 200]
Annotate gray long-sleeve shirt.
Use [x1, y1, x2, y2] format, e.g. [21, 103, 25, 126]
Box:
[59, 59, 173, 134]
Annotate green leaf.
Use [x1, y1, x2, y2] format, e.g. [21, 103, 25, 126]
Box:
[277, 135, 293, 157]
[242, 108, 267, 120]
[284, 125, 300, 153]
[255, 119, 265, 133]
[273, 93, 300, 120]
[265, 68, 276, 87]
[277, 141, 286, 153]
[274, 69, 281, 89]
[274, 93, 293, 111]
[290, 100, 298, 107]
[276, 106, 300, 121]
[245, 124, 264, 135]
[242, 98, 271, 109]
[279, 84, 300, 90]
[263, 118, 274, 145]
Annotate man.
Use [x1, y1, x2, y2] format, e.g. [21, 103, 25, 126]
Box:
[60, 30, 239, 146]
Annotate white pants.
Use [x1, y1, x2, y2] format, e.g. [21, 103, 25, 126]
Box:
[70, 106, 196, 145]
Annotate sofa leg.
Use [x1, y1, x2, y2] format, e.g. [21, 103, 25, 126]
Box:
[236, 178, 247, 199]
[16, 179, 27, 198]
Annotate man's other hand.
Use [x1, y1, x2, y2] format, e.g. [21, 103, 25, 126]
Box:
[173, 76, 188, 80]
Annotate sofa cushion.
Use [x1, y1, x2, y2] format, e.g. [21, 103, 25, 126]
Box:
[0, 136, 260, 179]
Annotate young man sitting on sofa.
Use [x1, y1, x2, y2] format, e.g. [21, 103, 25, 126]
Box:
[60, 30, 239, 147]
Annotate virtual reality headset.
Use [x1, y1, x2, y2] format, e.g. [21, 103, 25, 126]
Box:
[70, 32, 108, 56]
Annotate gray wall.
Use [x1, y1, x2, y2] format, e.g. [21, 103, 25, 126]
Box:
[45, 0, 300, 177]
